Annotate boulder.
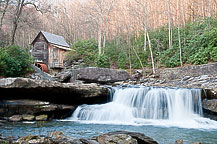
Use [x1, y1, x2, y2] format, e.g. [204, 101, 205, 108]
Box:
[16, 135, 40, 143]
[77, 67, 130, 83]
[202, 99, 217, 120]
[55, 67, 130, 84]
[175, 139, 183, 144]
[80, 139, 99, 144]
[49, 131, 65, 138]
[35, 114, 48, 121]
[9, 115, 22, 122]
[92, 131, 158, 144]
[22, 115, 35, 121]
[94, 133, 137, 144]
[55, 69, 73, 82]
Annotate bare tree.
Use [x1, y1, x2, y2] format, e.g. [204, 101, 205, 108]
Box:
[132, 0, 155, 74]
[176, 0, 183, 67]
[167, 0, 172, 49]
[102, 0, 114, 54]
[89, 0, 115, 55]
[11, 0, 41, 45]
[0, 0, 216, 60]
[0, 0, 10, 29]
[147, 31, 155, 74]
[135, 0, 147, 51]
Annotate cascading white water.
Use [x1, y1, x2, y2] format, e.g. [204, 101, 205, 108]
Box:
[69, 86, 217, 129]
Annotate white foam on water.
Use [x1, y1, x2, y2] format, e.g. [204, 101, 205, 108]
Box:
[22, 121, 35, 124]
[67, 86, 217, 129]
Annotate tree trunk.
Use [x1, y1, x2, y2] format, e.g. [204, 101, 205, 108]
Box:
[144, 26, 147, 51]
[11, 21, 18, 45]
[11, 0, 25, 45]
[129, 45, 132, 75]
[0, 0, 10, 29]
[177, 0, 183, 67]
[147, 31, 155, 74]
[102, 0, 114, 54]
[127, 30, 132, 75]
[102, 28, 106, 54]
[132, 46, 145, 72]
[181, 0, 186, 46]
[143, 1, 147, 51]
[103, 16, 108, 54]
[208, 0, 211, 17]
[167, 0, 172, 49]
[201, 0, 205, 19]
[98, 16, 102, 55]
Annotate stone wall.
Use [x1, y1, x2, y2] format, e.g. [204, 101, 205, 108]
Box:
[157, 63, 217, 80]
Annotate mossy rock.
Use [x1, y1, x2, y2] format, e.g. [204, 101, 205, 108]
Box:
[9, 115, 22, 122]
[21, 135, 39, 141]
[16, 134, 40, 143]
[22, 115, 35, 121]
[35, 115, 48, 121]
[0, 139, 9, 144]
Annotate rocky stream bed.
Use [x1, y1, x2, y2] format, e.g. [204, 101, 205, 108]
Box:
[0, 63, 217, 144]
[0, 131, 159, 144]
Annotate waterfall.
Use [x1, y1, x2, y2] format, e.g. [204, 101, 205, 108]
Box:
[69, 86, 217, 129]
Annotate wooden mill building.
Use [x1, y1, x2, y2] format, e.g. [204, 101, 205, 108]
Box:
[31, 31, 71, 70]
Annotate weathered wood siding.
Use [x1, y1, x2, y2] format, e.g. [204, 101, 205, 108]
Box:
[32, 33, 49, 65]
[48, 44, 66, 68]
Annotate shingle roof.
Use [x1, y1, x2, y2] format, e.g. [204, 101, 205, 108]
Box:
[40, 31, 70, 48]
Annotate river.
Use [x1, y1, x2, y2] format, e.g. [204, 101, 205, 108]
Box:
[1, 86, 217, 143]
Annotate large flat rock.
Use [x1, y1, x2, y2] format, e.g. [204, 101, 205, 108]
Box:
[0, 100, 76, 121]
[157, 62, 217, 80]
[56, 67, 130, 83]
[0, 78, 109, 105]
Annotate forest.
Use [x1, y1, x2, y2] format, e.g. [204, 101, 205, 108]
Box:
[0, 0, 217, 76]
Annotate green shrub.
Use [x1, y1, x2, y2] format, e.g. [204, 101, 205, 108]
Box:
[188, 47, 209, 64]
[117, 53, 126, 69]
[210, 47, 217, 61]
[96, 55, 110, 68]
[0, 45, 32, 77]
[65, 39, 98, 67]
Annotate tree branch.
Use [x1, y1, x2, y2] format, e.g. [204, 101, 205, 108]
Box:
[24, 2, 42, 13]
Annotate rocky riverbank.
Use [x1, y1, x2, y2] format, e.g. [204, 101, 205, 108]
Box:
[0, 130, 204, 144]
[0, 131, 158, 144]
[0, 78, 109, 122]
[0, 63, 217, 122]
[0, 100, 76, 122]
